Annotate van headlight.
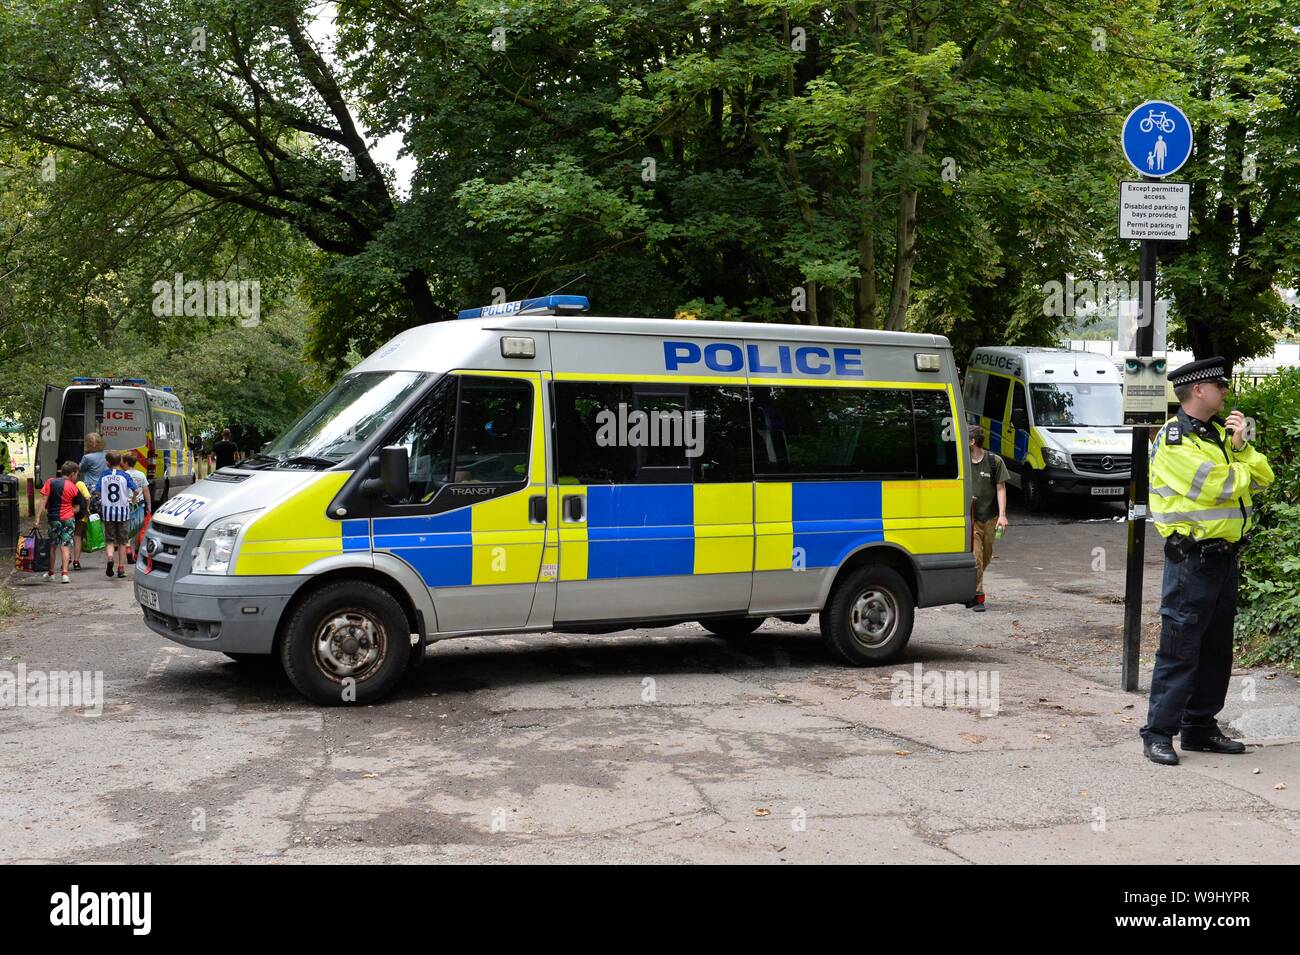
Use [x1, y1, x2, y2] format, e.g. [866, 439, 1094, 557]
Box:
[192, 511, 259, 575]
[1043, 448, 1069, 469]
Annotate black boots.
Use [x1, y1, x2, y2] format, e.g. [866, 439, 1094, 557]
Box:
[1143, 740, 1180, 765]
[1180, 731, 1246, 755]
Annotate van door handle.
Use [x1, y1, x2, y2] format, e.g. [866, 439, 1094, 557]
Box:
[529, 494, 547, 524]
[562, 494, 585, 522]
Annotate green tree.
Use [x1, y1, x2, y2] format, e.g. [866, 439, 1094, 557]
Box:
[1158, 0, 1300, 364]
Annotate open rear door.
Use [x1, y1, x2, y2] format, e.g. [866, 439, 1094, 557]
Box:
[36, 384, 62, 486]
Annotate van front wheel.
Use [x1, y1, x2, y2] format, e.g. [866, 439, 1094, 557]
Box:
[1022, 468, 1048, 512]
[820, 565, 914, 666]
[280, 581, 410, 705]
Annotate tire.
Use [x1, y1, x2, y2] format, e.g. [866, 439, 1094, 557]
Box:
[1022, 467, 1048, 512]
[280, 580, 410, 705]
[820, 564, 915, 666]
[700, 616, 765, 640]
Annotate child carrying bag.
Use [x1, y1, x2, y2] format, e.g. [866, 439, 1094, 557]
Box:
[82, 513, 105, 553]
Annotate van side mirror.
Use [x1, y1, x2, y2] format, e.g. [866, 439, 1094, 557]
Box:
[1011, 408, 1029, 430]
[378, 446, 410, 501]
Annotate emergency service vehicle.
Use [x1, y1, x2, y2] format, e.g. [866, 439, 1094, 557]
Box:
[135, 297, 976, 704]
[36, 377, 195, 504]
[964, 347, 1131, 509]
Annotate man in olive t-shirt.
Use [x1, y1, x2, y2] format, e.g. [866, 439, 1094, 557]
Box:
[968, 425, 1009, 611]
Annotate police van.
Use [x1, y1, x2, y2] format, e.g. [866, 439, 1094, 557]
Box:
[135, 297, 976, 704]
[963, 347, 1131, 509]
[37, 377, 195, 504]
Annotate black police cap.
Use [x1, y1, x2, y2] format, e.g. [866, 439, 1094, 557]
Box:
[1169, 356, 1231, 387]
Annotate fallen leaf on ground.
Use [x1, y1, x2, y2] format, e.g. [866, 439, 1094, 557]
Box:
[960, 733, 985, 744]
[895, 750, 911, 757]
[753, 808, 771, 817]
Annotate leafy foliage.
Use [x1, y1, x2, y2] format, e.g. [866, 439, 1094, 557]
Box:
[1234, 368, 1300, 670]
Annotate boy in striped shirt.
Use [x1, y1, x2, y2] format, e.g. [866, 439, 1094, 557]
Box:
[98, 451, 142, 580]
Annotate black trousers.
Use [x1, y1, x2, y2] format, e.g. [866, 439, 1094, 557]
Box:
[1140, 546, 1239, 744]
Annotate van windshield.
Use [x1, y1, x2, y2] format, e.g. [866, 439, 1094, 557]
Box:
[1030, 383, 1123, 427]
[254, 371, 429, 468]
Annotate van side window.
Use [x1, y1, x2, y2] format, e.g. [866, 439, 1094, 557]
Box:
[751, 386, 914, 478]
[962, 371, 983, 412]
[914, 389, 959, 479]
[1011, 382, 1029, 429]
[633, 387, 692, 483]
[983, 374, 1011, 423]
[553, 382, 750, 485]
[452, 377, 532, 484]
[553, 381, 638, 484]
[388, 377, 456, 502]
[689, 385, 751, 483]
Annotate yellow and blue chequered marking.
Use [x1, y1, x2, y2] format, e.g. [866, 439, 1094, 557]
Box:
[586, 485, 694, 578]
[791, 481, 885, 567]
[556, 479, 956, 582]
[558, 483, 752, 580]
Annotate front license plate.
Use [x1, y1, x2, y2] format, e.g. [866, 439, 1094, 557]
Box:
[136, 585, 160, 611]
[1091, 486, 1125, 496]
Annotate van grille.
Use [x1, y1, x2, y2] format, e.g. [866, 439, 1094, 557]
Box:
[140, 523, 190, 577]
[1074, 453, 1131, 475]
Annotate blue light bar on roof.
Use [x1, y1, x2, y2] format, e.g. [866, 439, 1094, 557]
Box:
[457, 294, 589, 320]
[70, 376, 149, 386]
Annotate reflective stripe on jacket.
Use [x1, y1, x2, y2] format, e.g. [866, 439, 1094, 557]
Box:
[1148, 410, 1274, 542]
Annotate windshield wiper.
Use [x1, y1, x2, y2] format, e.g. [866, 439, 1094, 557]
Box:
[239, 453, 281, 470]
[276, 455, 338, 470]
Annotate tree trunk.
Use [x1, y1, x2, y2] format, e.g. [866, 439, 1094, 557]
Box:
[886, 102, 929, 331]
[854, 125, 879, 329]
[400, 270, 442, 325]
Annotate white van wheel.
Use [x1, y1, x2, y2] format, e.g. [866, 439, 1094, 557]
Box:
[280, 581, 410, 705]
[1022, 468, 1048, 511]
[820, 565, 914, 665]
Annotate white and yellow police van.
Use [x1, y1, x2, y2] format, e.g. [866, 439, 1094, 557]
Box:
[37, 376, 195, 505]
[135, 297, 975, 704]
[963, 347, 1131, 509]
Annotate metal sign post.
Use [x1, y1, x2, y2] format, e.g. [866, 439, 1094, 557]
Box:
[1118, 100, 1193, 692]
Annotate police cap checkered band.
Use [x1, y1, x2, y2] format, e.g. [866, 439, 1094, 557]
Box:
[1169, 356, 1230, 387]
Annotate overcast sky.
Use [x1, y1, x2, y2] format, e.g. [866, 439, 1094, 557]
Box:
[308, 3, 416, 198]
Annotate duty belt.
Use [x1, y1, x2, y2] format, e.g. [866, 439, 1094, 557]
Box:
[1165, 532, 1243, 562]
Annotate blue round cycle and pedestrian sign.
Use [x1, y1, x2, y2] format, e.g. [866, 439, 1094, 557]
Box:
[1121, 100, 1193, 178]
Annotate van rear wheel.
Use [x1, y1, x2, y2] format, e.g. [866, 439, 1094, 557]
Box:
[700, 616, 765, 640]
[820, 565, 914, 666]
[280, 581, 410, 705]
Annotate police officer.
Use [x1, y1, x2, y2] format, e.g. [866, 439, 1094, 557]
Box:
[1141, 357, 1274, 765]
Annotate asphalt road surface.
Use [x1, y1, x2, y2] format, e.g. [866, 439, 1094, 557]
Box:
[3, 494, 1297, 863]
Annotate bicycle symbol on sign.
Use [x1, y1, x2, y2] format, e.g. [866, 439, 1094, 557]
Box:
[1138, 109, 1177, 134]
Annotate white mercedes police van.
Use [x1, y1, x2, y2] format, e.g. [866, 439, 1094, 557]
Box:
[136, 297, 975, 704]
[964, 347, 1132, 509]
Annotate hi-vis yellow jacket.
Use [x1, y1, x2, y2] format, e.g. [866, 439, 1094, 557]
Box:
[1149, 410, 1274, 542]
